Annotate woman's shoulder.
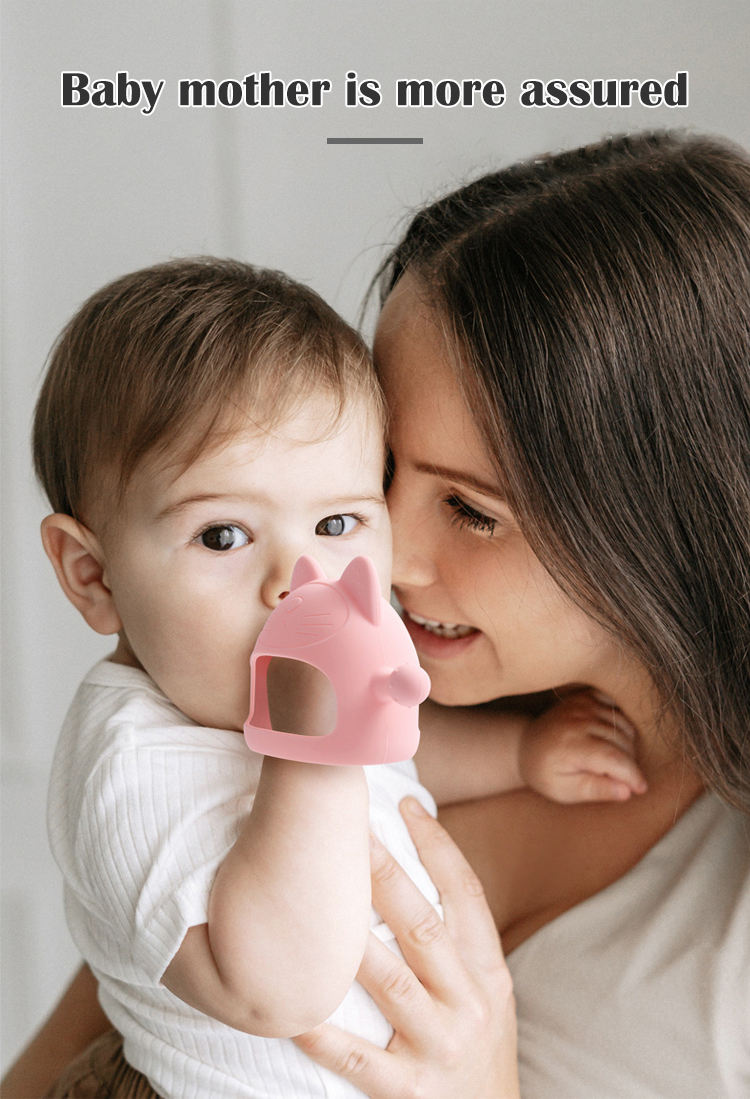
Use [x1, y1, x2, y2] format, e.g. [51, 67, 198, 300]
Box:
[506, 793, 750, 1098]
[509, 791, 749, 946]
[439, 768, 715, 950]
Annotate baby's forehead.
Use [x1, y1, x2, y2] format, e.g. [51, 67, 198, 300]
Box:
[111, 387, 385, 514]
[170, 385, 384, 470]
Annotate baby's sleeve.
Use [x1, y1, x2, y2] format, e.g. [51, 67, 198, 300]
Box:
[66, 729, 260, 988]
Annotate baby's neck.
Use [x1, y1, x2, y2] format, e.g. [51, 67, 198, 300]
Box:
[109, 634, 143, 671]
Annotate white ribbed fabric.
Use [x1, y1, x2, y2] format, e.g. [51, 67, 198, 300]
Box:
[507, 791, 750, 1099]
[48, 660, 440, 1099]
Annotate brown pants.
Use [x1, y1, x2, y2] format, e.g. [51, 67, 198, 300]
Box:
[44, 1030, 160, 1099]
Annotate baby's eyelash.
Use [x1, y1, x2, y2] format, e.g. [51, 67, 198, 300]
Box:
[315, 512, 367, 537]
[444, 495, 497, 536]
[192, 522, 251, 551]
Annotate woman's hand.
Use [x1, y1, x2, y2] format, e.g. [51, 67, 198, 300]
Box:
[294, 797, 519, 1098]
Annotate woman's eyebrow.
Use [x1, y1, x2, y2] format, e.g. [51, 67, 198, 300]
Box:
[413, 462, 504, 499]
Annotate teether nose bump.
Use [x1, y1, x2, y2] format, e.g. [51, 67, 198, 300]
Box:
[372, 664, 430, 708]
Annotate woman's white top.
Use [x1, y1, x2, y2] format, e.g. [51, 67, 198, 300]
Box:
[508, 790, 750, 1098]
[47, 660, 440, 1099]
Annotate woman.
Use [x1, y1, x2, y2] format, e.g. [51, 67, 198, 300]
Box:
[301, 130, 750, 1098]
[5, 131, 750, 1098]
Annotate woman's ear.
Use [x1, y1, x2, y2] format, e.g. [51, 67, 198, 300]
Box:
[40, 514, 122, 635]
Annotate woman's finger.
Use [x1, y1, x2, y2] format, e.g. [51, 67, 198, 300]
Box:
[399, 798, 510, 989]
[368, 831, 473, 1006]
[355, 932, 437, 1045]
[293, 1024, 414, 1099]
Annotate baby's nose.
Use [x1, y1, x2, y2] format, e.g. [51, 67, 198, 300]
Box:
[261, 573, 293, 610]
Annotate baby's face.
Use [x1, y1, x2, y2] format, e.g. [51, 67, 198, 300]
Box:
[99, 391, 391, 730]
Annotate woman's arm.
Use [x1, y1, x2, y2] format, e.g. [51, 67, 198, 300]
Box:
[294, 796, 520, 1099]
[0, 964, 110, 1099]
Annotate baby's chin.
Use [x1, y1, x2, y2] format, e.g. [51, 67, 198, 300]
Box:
[178, 696, 248, 732]
[152, 679, 249, 732]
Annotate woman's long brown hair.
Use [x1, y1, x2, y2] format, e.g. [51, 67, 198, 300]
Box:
[379, 133, 750, 813]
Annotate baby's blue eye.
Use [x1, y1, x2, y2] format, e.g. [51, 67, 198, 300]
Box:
[199, 524, 250, 551]
[316, 514, 358, 537]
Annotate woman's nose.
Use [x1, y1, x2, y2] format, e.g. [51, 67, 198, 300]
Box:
[388, 482, 439, 589]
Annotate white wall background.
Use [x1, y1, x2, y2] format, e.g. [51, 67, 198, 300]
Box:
[3, 0, 748, 1073]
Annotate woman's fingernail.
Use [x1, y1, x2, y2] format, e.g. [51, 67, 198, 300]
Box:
[401, 796, 429, 818]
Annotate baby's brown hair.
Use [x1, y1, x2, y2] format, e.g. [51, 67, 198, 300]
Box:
[33, 258, 382, 526]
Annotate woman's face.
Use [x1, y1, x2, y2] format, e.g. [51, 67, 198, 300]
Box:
[375, 277, 621, 707]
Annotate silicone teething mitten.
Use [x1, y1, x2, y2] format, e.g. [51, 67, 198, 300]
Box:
[244, 555, 430, 764]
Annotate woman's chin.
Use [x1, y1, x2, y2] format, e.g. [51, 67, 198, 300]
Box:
[400, 611, 512, 705]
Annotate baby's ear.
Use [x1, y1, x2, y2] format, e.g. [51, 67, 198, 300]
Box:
[40, 515, 122, 635]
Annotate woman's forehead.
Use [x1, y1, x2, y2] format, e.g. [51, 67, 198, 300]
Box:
[375, 281, 499, 488]
[374, 277, 449, 395]
[375, 273, 437, 344]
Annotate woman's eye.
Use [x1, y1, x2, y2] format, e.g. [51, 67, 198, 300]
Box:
[444, 495, 497, 536]
[315, 514, 359, 537]
[198, 524, 250, 551]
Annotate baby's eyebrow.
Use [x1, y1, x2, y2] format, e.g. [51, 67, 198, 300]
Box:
[156, 493, 239, 520]
[317, 493, 386, 510]
[155, 491, 386, 521]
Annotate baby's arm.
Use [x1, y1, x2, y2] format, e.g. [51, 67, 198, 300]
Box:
[417, 690, 647, 806]
[162, 663, 371, 1038]
[163, 757, 370, 1038]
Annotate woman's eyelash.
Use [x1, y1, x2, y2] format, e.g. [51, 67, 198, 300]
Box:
[444, 495, 497, 536]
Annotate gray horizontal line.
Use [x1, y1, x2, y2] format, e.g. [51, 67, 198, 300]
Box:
[327, 137, 423, 145]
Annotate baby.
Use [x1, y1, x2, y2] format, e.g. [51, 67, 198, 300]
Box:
[35, 259, 645, 1099]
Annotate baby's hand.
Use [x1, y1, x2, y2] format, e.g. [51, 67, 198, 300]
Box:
[519, 689, 647, 803]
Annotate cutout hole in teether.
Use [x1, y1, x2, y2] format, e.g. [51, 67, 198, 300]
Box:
[265, 657, 337, 737]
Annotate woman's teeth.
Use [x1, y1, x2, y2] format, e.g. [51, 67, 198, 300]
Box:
[406, 611, 475, 639]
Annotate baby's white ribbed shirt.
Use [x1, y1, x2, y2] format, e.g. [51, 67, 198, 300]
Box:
[48, 660, 440, 1099]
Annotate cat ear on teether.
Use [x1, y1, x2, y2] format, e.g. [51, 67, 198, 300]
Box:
[290, 555, 326, 590]
[339, 556, 382, 626]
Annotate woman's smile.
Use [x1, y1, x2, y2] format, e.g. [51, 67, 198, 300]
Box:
[404, 609, 476, 640]
[401, 606, 480, 657]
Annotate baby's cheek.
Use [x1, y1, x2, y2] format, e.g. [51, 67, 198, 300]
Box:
[200, 650, 254, 731]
